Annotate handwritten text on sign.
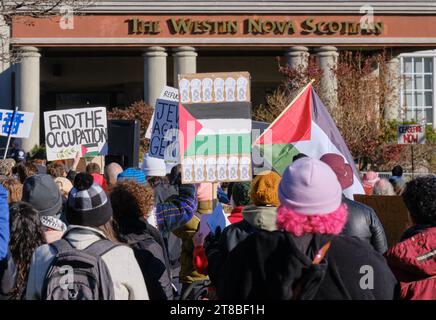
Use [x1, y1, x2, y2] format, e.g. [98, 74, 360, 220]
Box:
[44, 107, 108, 161]
[149, 99, 179, 159]
[397, 124, 426, 145]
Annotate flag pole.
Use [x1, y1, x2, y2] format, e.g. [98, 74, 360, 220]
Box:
[3, 106, 19, 159]
[252, 79, 315, 147]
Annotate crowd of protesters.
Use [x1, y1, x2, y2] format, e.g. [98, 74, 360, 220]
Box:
[0, 144, 435, 300]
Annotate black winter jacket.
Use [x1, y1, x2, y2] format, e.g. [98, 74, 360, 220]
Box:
[119, 217, 174, 300]
[341, 196, 388, 254]
[220, 230, 398, 300]
[0, 252, 16, 300]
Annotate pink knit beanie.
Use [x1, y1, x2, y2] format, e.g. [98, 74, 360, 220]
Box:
[278, 157, 342, 215]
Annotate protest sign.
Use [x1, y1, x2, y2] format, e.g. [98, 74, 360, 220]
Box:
[0, 109, 34, 138]
[44, 107, 108, 161]
[207, 203, 230, 235]
[397, 124, 426, 144]
[179, 72, 252, 183]
[149, 86, 180, 161]
[354, 194, 410, 247]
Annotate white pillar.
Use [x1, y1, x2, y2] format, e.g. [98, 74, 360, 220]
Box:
[284, 46, 309, 70]
[143, 46, 167, 106]
[17, 46, 40, 152]
[0, 15, 11, 108]
[315, 46, 339, 110]
[384, 56, 400, 122]
[173, 46, 197, 87]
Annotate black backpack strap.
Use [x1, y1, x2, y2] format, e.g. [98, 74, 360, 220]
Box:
[83, 239, 119, 258]
[51, 239, 74, 254]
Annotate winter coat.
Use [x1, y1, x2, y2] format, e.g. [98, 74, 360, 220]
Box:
[155, 184, 197, 232]
[0, 185, 9, 260]
[205, 205, 277, 292]
[0, 252, 16, 300]
[172, 215, 208, 284]
[152, 181, 182, 286]
[228, 206, 244, 224]
[25, 225, 149, 300]
[220, 230, 398, 300]
[385, 225, 436, 300]
[342, 196, 388, 254]
[119, 217, 174, 300]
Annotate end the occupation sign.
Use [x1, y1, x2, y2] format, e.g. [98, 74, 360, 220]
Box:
[44, 107, 108, 161]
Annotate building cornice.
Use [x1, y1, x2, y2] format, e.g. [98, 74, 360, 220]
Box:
[82, 1, 436, 14]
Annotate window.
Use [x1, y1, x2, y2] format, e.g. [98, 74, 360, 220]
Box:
[401, 56, 434, 126]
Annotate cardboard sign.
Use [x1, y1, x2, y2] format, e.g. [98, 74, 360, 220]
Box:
[44, 107, 108, 161]
[397, 124, 426, 144]
[149, 88, 179, 160]
[179, 72, 252, 183]
[0, 109, 34, 138]
[354, 195, 410, 248]
[145, 86, 179, 139]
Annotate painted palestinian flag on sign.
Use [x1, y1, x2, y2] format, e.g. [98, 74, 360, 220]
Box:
[253, 82, 365, 199]
[179, 72, 252, 183]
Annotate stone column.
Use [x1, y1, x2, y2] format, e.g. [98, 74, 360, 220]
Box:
[17, 46, 40, 152]
[315, 46, 339, 110]
[0, 15, 11, 108]
[173, 46, 197, 88]
[284, 46, 309, 71]
[384, 56, 400, 122]
[143, 46, 167, 106]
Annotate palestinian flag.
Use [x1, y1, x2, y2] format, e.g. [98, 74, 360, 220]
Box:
[179, 102, 251, 156]
[179, 101, 252, 182]
[253, 82, 364, 199]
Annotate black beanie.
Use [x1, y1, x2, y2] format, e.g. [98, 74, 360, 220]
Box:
[66, 173, 112, 227]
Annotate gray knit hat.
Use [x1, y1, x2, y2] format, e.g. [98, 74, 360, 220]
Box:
[22, 174, 63, 217]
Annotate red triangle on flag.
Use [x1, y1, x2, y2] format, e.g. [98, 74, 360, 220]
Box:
[255, 84, 312, 145]
[81, 145, 88, 156]
[179, 103, 203, 156]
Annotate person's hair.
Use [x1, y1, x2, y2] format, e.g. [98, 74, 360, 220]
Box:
[16, 161, 38, 184]
[392, 165, 403, 177]
[9, 202, 46, 299]
[0, 178, 23, 204]
[109, 180, 154, 227]
[402, 175, 436, 225]
[86, 163, 101, 174]
[373, 178, 396, 196]
[97, 218, 120, 243]
[47, 163, 66, 178]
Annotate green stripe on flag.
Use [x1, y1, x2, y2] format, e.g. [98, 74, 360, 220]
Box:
[185, 133, 251, 156]
[254, 143, 300, 175]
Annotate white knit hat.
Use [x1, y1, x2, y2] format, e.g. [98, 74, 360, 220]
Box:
[141, 153, 167, 177]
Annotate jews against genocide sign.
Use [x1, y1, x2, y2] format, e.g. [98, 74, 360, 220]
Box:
[0, 109, 34, 138]
[397, 124, 425, 144]
[44, 107, 108, 161]
[148, 86, 179, 161]
[179, 71, 252, 183]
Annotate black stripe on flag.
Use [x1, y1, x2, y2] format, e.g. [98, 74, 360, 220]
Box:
[183, 102, 251, 120]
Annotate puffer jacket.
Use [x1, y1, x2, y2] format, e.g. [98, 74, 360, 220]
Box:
[205, 205, 277, 293]
[385, 225, 436, 300]
[0, 185, 9, 260]
[25, 225, 149, 300]
[342, 196, 388, 254]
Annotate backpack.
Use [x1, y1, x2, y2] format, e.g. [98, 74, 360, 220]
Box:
[41, 238, 118, 300]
